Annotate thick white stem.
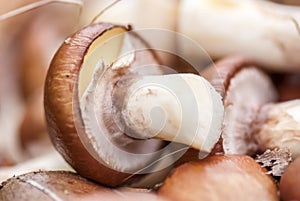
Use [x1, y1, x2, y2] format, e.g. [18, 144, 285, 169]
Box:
[179, 0, 300, 71]
[256, 100, 300, 159]
[81, 0, 300, 71]
[120, 74, 224, 152]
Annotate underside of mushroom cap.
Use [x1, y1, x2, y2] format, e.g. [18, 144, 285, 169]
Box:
[45, 23, 130, 187]
[255, 100, 300, 159]
[45, 22, 224, 186]
[78, 29, 168, 174]
[45, 23, 169, 187]
[203, 57, 278, 155]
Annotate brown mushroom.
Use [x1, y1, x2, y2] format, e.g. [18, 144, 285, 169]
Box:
[203, 56, 300, 160]
[0, 151, 72, 183]
[44, 23, 224, 187]
[255, 100, 300, 159]
[269, 0, 300, 5]
[0, 0, 83, 163]
[0, 171, 165, 201]
[277, 73, 300, 101]
[202, 56, 278, 155]
[159, 155, 278, 201]
[17, 3, 79, 99]
[280, 156, 300, 201]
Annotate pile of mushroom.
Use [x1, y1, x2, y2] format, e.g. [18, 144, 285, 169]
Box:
[1, 0, 300, 201]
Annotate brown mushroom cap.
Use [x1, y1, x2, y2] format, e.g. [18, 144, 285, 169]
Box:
[277, 73, 300, 101]
[159, 155, 278, 201]
[202, 56, 278, 155]
[0, 171, 163, 201]
[270, 0, 300, 5]
[44, 23, 170, 187]
[280, 156, 300, 201]
[0, 171, 107, 201]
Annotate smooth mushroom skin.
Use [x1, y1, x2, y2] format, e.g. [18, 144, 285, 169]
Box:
[280, 157, 300, 201]
[277, 73, 300, 101]
[0, 171, 165, 201]
[159, 155, 279, 201]
[202, 56, 278, 155]
[45, 23, 135, 187]
[270, 0, 300, 5]
[0, 171, 107, 201]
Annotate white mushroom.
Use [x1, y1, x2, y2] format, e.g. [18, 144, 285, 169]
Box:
[179, 0, 300, 71]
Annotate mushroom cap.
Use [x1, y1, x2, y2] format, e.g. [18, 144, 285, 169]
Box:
[44, 23, 167, 187]
[202, 56, 278, 155]
[0, 171, 164, 201]
[256, 100, 300, 159]
[0, 171, 107, 201]
[280, 156, 300, 201]
[277, 73, 300, 101]
[159, 155, 278, 201]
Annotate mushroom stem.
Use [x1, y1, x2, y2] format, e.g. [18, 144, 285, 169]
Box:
[255, 99, 300, 158]
[117, 73, 224, 152]
[179, 0, 300, 71]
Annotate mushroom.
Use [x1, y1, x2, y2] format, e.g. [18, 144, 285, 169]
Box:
[254, 99, 300, 159]
[158, 155, 278, 201]
[270, 0, 300, 5]
[0, 171, 165, 201]
[280, 156, 300, 201]
[0, 0, 83, 163]
[5, 0, 300, 72]
[179, 0, 300, 71]
[0, 151, 72, 183]
[44, 23, 224, 187]
[86, 0, 300, 71]
[17, 3, 80, 99]
[276, 73, 300, 101]
[202, 56, 278, 155]
[203, 56, 300, 160]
